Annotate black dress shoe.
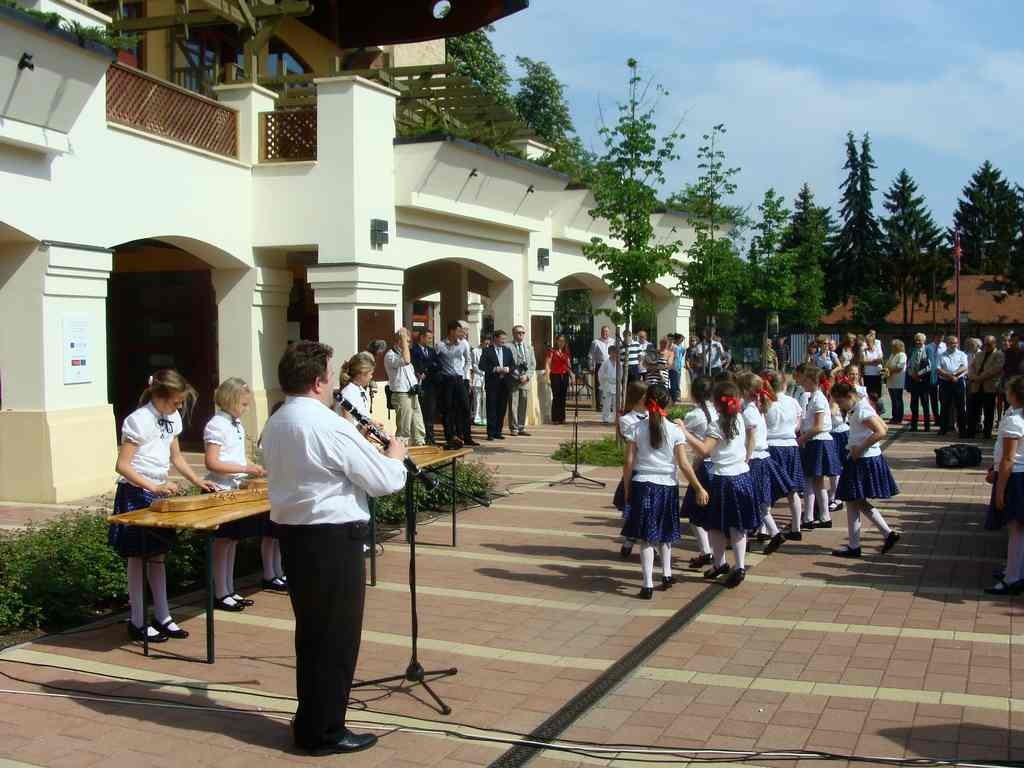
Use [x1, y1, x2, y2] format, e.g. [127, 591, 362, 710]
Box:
[763, 532, 785, 555]
[518, 431, 531, 436]
[689, 552, 712, 569]
[881, 531, 901, 554]
[638, 587, 654, 600]
[262, 577, 288, 592]
[301, 730, 378, 755]
[128, 622, 167, 643]
[215, 596, 245, 612]
[620, 543, 634, 559]
[152, 618, 189, 639]
[816, 520, 833, 529]
[443, 441, 462, 450]
[704, 564, 730, 580]
[231, 594, 255, 607]
[724, 567, 746, 588]
[494, 435, 505, 440]
[831, 546, 862, 558]
[661, 575, 676, 590]
[784, 530, 803, 541]
[464, 439, 481, 446]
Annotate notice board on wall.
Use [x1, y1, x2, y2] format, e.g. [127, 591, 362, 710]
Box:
[62, 313, 91, 384]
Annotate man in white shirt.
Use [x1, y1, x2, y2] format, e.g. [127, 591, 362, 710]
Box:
[262, 341, 407, 756]
[507, 325, 535, 436]
[637, 329, 651, 356]
[384, 327, 425, 446]
[589, 325, 612, 412]
[937, 335, 969, 437]
[925, 331, 947, 421]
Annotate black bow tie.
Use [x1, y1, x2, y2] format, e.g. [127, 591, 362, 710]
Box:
[157, 416, 174, 435]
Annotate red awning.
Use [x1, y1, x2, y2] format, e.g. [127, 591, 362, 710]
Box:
[317, 0, 529, 49]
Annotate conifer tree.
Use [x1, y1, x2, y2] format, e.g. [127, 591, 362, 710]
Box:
[881, 170, 944, 329]
[780, 183, 829, 330]
[952, 160, 1020, 274]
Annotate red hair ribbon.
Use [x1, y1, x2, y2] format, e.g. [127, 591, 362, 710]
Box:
[758, 386, 776, 404]
[835, 374, 852, 387]
[819, 373, 832, 396]
[718, 395, 741, 415]
[645, 398, 667, 417]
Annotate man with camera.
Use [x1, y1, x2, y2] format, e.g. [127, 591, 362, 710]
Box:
[507, 324, 535, 436]
[385, 327, 426, 446]
[262, 341, 407, 755]
[480, 329, 513, 440]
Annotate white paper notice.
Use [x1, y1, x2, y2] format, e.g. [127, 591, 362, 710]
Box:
[63, 314, 91, 384]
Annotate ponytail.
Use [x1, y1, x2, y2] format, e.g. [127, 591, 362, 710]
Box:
[712, 381, 742, 440]
[339, 352, 375, 388]
[644, 383, 670, 451]
[691, 376, 713, 425]
[140, 369, 197, 422]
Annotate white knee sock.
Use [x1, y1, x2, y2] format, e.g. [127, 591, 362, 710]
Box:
[127, 557, 144, 627]
[226, 541, 237, 595]
[692, 523, 711, 555]
[729, 528, 748, 570]
[803, 487, 816, 524]
[828, 475, 838, 504]
[660, 543, 672, 579]
[846, 500, 863, 548]
[146, 560, 171, 626]
[1007, 523, 1024, 583]
[761, 508, 780, 537]
[213, 539, 231, 598]
[640, 544, 655, 588]
[866, 507, 892, 536]
[816, 482, 831, 522]
[788, 492, 803, 532]
[709, 529, 727, 568]
[261, 537, 276, 580]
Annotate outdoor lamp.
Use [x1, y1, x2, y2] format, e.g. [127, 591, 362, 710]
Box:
[370, 218, 389, 247]
[432, 0, 452, 18]
[18, 53, 34, 71]
[537, 247, 550, 271]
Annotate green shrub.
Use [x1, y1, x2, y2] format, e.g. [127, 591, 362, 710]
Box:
[372, 460, 495, 526]
[667, 404, 692, 421]
[551, 435, 625, 467]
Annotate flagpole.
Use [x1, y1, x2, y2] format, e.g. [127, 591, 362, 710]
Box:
[954, 230, 962, 341]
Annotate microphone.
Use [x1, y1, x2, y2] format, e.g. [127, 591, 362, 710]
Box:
[336, 395, 439, 491]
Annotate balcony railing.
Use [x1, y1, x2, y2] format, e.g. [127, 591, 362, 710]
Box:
[107, 64, 238, 159]
[260, 108, 317, 162]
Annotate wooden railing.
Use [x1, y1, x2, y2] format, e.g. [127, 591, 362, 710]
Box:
[107, 64, 238, 159]
[260, 108, 317, 162]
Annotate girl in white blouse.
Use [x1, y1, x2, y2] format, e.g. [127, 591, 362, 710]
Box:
[680, 376, 717, 568]
[338, 352, 385, 429]
[764, 370, 806, 542]
[796, 363, 841, 534]
[110, 370, 217, 643]
[738, 372, 786, 555]
[984, 376, 1024, 594]
[204, 378, 267, 611]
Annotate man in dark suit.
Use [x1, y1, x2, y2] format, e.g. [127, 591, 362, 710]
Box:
[480, 329, 512, 440]
[411, 329, 442, 445]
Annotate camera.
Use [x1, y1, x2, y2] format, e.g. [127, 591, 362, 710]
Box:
[514, 362, 529, 375]
[409, 384, 423, 397]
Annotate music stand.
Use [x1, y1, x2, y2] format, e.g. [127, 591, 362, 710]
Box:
[550, 367, 605, 489]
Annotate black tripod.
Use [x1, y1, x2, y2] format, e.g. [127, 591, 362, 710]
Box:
[550, 370, 606, 489]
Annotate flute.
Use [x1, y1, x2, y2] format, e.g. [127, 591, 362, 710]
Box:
[336, 396, 439, 491]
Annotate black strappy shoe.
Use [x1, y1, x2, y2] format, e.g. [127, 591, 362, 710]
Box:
[703, 564, 730, 580]
[689, 552, 712, 569]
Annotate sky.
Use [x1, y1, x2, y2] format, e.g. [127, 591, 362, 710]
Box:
[487, 0, 1024, 226]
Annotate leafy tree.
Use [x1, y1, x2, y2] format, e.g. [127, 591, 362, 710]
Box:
[880, 169, 944, 329]
[446, 27, 513, 107]
[830, 131, 887, 316]
[583, 59, 682, 331]
[513, 57, 573, 145]
[676, 124, 746, 330]
[952, 160, 1020, 274]
[779, 183, 830, 330]
[666, 182, 750, 235]
[747, 188, 796, 328]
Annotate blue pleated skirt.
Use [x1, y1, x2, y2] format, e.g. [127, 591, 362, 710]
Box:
[702, 472, 761, 533]
[681, 459, 713, 526]
[768, 445, 805, 496]
[831, 430, 850, 464]
[802, 439, 841, 478]
[750, 456, 792, 506]
[108, 483, 177, 558]
[214, 512, 267, 540]
[836, 454, 900, 501]
[984, 472, 1024, 530]
[620, 482, 681, 544]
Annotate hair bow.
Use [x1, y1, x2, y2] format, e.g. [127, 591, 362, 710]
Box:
[718, 395, 741, 415]
[645, 398, 667, 417]
[835, 374, 852, 387]
[819, 373, 832, 395]
[757, 386, 776, 404]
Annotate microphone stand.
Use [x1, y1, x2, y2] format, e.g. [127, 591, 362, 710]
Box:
[550, 367, 606, 489]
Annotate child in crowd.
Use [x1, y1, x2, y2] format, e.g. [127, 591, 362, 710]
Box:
[599, 346, 620, 424]
[621, 384, 707, 599]
[204, 378, 268, 611]
[338, 352, 385, 428]
[110, 370, 218, 643]
[680, 376, 716, 568]
[614, 381, 650, 558]
[796, 363, 841, 533]
[737, 372, 786, 555]
[686, 380, 761, 588]
[764, 370, 806, 542]
[984, 376, 1024, 595]
[830, 380, 901, 558]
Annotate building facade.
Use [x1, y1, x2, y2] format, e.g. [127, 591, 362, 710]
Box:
[0, 0, 694, 502]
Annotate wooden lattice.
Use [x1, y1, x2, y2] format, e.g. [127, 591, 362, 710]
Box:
[107, 64, 239, 159]
[260, 108, 317, 162]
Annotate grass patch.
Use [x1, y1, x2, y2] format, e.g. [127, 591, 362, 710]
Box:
[551, 435, 625, 467]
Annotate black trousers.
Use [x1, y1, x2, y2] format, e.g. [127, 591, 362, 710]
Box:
[967, 390, 996, 438]
[441, 375, 470, 443]
[593, 365, 602, 411]
[550, 372, 569, 423]
[277, 521, 368, 749]
[420, 383, 438, 444]
[888, 388, 905, 424]
[928, 383, 940, 421]
[938, 380, 967, 436]
[909, 379, 931, 429]
[485, 378, 509, 437]
[460, 380, 473, 441]
[864, 374, 883, 400]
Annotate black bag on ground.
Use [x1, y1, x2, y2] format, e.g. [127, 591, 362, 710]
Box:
[934, 444, 983, 468]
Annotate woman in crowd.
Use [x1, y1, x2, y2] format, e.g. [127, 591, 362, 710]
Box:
[885, 339, 907, 426]
[546, 334, 572, 425]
